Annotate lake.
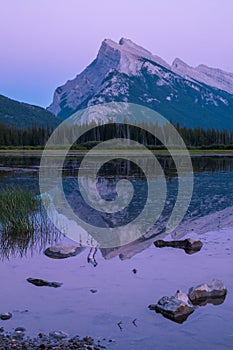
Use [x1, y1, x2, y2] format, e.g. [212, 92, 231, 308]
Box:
[0, 153, 233, 349]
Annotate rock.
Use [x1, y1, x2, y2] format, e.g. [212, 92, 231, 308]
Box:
[0, 312, 12, 320]
[13, 327, 26, 338]
[44, 244, 84, 259]
[14, 327, 26, 332]
[27, 278, 62, 288]
[184, 238, 203, 254]
[148, 304, 157, 310]
[150, 290, 195, 323]
[83, 336, 94, 344]
[188, 279, 227, 305]
[154, 238, 203, 254]
[175, 290, 191, 304]
[90, 289, 97, 293]
[38, 333, 45, 338]
[49, 331, 69, 339]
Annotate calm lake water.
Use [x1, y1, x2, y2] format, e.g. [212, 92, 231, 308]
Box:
[0, 154, 233, 349]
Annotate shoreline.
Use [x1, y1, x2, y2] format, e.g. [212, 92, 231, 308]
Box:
[0, 330, 107, 349]
[1, 149, 233, 157]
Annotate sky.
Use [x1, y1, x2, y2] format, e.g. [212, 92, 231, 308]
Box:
[0, 0, 233, 108]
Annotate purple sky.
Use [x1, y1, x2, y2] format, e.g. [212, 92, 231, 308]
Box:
[1, 0, 233, 108]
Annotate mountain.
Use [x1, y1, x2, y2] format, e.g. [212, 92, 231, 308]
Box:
[172, 58, 233, 95]
[48, 38, 233, 129]
[0, 94, 60, 128]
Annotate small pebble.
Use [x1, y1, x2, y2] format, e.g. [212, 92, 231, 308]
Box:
[15, 327, 26, 332]
[90, 289, 98, 293]
[83, 335, 94, 343]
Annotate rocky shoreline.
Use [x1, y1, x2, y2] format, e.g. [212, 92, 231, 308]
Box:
[0, 331, 107, 350]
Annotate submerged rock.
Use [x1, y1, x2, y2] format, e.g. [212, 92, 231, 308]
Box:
[90, 289, 97, 293]
[49, 330, 69, 339]
[44, 244, 84, 259]
[27, 278, 62, 288]
[148, 304, 157, 310]
[0, 312, 12, 320]
[154, 238, 203, 254]
[188, 279, 227, 304]
[150, 290, 195, 323]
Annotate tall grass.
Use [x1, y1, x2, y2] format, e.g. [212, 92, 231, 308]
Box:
[0, 188, 60, 259]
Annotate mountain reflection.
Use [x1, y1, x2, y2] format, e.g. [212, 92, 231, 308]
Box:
[1, 155, 233, 259]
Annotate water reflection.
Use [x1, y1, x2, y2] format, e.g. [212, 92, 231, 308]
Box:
[0, 154, 233, 259]
[0, 224, 60, 260]
[191, 296, 226, 307]
[0, 188, 60, 260]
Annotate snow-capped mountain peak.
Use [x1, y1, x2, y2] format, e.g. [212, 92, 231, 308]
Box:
[118, 37, 170, 69]
[48, 38, 233, 129]
[98, 38, 170, 75]
[172, 58, 189, 70]
[172, 58, 233, 94]
[119, 37, 154, 60]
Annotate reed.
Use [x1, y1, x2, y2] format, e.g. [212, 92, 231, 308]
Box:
[0, 187, 60, 259]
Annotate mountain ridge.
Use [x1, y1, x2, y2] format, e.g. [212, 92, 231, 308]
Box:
[0, 94, 59, 128]
[2, 38, 233, 130]
[47, 38, 233, 130]
[172, 58, 233, 94]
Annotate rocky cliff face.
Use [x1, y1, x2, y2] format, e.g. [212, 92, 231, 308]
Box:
[48, 38, 233, 129]
[48, 38, 171, 118]
[172, 58, 233, 94]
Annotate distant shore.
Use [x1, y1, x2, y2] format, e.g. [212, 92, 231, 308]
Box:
[1, 148, 233, 157]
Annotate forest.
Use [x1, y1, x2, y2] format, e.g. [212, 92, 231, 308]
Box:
[0, 120, 233, 149]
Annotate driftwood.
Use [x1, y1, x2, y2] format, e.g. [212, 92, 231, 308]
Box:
[154, 238, 203, 254]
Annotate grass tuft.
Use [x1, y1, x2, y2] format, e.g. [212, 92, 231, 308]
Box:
[0, 187, 60, 259]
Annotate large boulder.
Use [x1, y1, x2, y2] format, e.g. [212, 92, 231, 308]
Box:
[154, 238, 203, 254]
[44, 244, 85, 259]
[149, 290, 195, 323]
[188, 279, 227, 305]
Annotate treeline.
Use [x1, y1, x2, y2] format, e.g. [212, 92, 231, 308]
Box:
[1, 121, 233, 149]
[176, 123, 233, 148]
[0, 123, 51, 147]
